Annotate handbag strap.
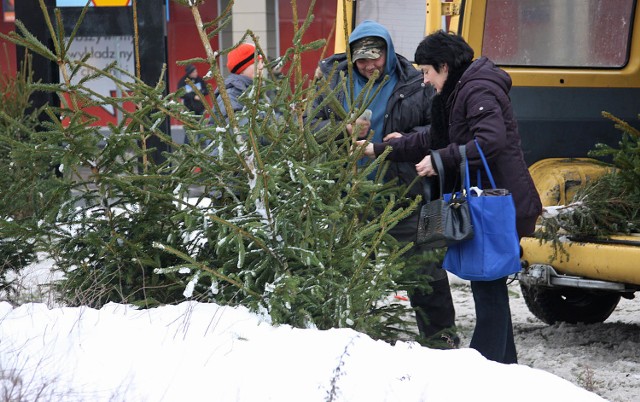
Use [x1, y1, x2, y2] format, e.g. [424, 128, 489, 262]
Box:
[458, 145, 467, 193]
[427, 146, 468, 199]
[474, 139, 497, 189]
[428, 150, 446, 199]
[421, 176, 436, 201]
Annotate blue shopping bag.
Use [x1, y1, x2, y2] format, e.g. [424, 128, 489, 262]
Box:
[443, 140, 521, 281]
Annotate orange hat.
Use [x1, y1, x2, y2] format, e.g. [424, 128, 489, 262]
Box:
[227, 43, 257, 74]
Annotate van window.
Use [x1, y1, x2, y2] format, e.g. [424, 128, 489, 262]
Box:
[483, 0, 635, 68]
[355, 0, 426, 61]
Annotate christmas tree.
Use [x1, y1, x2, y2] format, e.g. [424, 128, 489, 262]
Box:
[0, 0, 423, 341]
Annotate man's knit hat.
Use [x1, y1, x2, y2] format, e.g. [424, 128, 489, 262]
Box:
[227, 43, 257, 74]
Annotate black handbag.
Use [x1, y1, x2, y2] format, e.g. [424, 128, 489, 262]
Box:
[416, 145, 474, 249]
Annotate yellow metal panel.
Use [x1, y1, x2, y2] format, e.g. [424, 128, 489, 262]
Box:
[334, 0, 353, 54]
[426, 0, 442, 34]
[521, 236, 640, 286]
[527, 158, 613, 206]
[426, 1, 463, 34]
[459, 0, 486, 57]
[507, 61, 640, 88]
[447, 1, 461, 33]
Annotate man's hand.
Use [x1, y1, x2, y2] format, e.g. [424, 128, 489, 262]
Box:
[354, 140, 375, 158]
[416, 154, 437, 177]
[347, 116, 372, 139]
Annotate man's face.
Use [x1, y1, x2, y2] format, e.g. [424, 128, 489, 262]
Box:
[355, 50, 386, 80]
[242, 58, 264, 79]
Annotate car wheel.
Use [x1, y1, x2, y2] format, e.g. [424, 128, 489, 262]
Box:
[520, 283, 621, 325]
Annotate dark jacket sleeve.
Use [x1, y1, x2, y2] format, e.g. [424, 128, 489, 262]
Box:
[373, 128, 432, 163]
[304, 55, 349, 141]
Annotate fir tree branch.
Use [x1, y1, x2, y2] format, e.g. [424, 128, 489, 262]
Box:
[152, 242, 263, 300]
[206, 213, 286, 268]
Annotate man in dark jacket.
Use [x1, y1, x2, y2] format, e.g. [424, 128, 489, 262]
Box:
[310, 20, 458, 347]
[178, 64, 209, 116]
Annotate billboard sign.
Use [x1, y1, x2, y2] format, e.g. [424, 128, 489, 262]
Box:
[62, 35, 135, 121]
[56, 0, 132, 6]
[3, 0, 14, 22]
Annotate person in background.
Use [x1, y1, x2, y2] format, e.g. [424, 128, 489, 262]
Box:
[214, 42, 264, 121]
[358, 31, 542, 363]
[310, 20, 458, 347]
[208, 41, 278, 158]
[263, 55, 286, 104]
[178, 64, 209, 117]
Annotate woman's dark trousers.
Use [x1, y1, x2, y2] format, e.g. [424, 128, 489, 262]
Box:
[470, 277, 517, 364]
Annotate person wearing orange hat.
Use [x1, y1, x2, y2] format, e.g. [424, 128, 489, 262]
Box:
[213, 42, 264, 122]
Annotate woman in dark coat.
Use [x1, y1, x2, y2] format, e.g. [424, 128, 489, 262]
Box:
[360, 31, 542, 364]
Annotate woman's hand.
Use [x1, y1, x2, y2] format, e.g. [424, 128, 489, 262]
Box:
[383, 132, 403, 141]
[354, 140, 375, 158]
[415, 154, 437, 177]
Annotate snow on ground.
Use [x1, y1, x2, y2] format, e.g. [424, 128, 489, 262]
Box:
[448, 275, 640, 402]
[1, 257, 638, 401]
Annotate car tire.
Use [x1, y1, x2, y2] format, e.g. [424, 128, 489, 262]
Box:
[520, 283, 621, 325]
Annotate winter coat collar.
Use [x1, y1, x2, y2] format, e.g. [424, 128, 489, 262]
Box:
[457, 57, 512, 96]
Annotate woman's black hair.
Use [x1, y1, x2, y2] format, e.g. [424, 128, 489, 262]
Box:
[414, 30, 475, 73]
